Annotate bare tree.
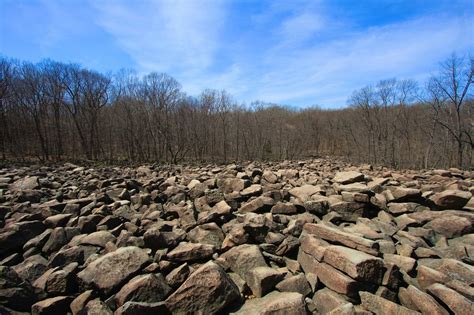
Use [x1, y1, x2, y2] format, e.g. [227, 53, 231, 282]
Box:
[429, 54, 473, 167]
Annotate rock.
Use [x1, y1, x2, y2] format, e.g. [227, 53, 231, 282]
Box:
[45, 263, 77, 294]
[0, 220, 46, 255]
[42, 227, 68, 255]
[166, 242, 215, 262]
[219, 244, 268, 280]
[78, 231, 116, 248]
[83, 298, 113, 314]
[313, 288, 349, 314]
[77, 246, 149, 295]
[0, 266, 37, 311]
[115, 301, 170, 315]
[304, 223, 379, 255]
[165, 261, 240, 314]
[240, 184, 262, 197]
[359, 291, 420, 315]
[406, 285, 449, 315]
[246, 266, 286, 297]
[426, 215, 473, 238]
[232, 291, 306, 315]
[323, 245, 385, 284]
[329, 201, 371, 222]
[115, 273, 172, 307]
[187, 223, 224, 247]
[31, 296, 72, 315]
[70, 290, 94, 315]
[384, 254, 416, 274]
[165, 263, 190, 289]
[44, 214, 72, 228]
[390, 187, 422, 202]
[10, 176, 39, 191]
[275, 273, 312, 296]
[430, 190, 472, 209]
[271, 201, 298, 215]
[315, 263, 363, 299]
[426, 283, 474, 315]
[219, 178, 249, 193]
[12, 254, 48, 282]
[289, 185, 323, 201]
[333, 171, 365, 184]
[239, 196, 274, 213]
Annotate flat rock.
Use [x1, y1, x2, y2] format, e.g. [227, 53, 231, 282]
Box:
[77, 246, 149, 295]
[333, 171, 365, 184]
[304, 223, 379, 255]
[289, 185, 323, 201]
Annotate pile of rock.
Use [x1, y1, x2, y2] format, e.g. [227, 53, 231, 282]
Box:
[0, 160, 473, 314]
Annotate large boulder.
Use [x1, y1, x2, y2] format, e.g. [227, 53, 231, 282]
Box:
[115, 273, 172, 307]
[165, 261, 240, 314]
[430, 190, 472, 209]
[77, 246, 149, 295]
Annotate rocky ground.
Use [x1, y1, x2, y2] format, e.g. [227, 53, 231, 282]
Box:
[0, 159, 473, 315]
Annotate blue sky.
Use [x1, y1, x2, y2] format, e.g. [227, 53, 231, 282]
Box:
[1, 0, 473, 108]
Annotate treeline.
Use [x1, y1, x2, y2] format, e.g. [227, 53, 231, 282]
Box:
[0, 54, 472, 169]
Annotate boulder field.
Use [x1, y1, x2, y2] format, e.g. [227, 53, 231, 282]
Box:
[0, 160, 473, 314]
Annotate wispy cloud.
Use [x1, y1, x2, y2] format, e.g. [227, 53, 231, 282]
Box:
[93, 0, 226, 74]
[89, 0, 473, 107]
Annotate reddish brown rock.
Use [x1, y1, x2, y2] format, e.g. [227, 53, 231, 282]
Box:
[323, 245, 385, 284]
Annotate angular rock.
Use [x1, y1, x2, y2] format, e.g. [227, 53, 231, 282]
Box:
[333, 171, 365, 184]
[219, 244, 267, 281]
[115, 301, 170, 315]
[166, 242, 215, 262]
[323, 245, 385, 284]
[77, 246, 149, 295]
[31, 296, 72, 315]
[165, 261, 240, 314]
[115, 273, 172, 307]
[426, 283, 474, 315]
[360, 291, 420, 315]
[304, 223, 379, 255]
[289, 185, 323, 201]
[406, 285, 449, 315]
[246, 266, 286, 297]
[78, 231, 116, 248]
[233, 291, 306, 315]
[275, 273, 311, 296]
[430, 190, 472, 209]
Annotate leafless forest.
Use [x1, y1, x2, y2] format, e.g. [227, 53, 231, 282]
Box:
[0, 54, 472, 169]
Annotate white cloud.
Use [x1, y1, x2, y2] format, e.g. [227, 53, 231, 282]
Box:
[242, 14, 474, 107]
[92, 0, 473, 108]
[278, 12, 325, 45]
[93, 0, 225, 74]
